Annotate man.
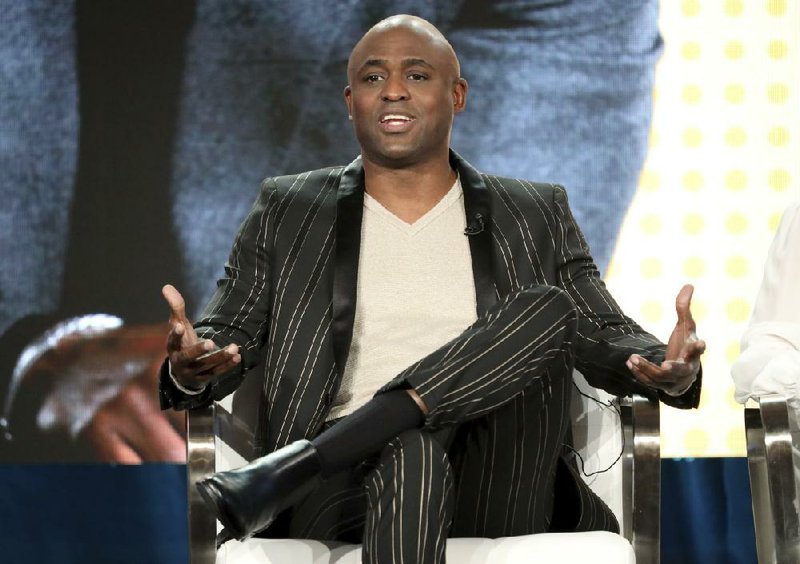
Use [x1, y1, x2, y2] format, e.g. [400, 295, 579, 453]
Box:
[2, 0, 662, 465]
[163, 14, 703, 563]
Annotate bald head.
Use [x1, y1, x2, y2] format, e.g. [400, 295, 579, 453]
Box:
[347, 15, 460, 83]
[343, 14, 468, 170]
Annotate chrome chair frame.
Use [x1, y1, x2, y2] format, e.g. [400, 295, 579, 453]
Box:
[745, 393, 800, 564]
[186, 395, 661, 564]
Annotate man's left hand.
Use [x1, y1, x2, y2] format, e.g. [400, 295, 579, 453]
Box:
[626, 284, 706, 396]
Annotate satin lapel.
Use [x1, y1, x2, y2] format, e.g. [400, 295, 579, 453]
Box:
[451, 150, 498, 316]
[332, 156, 365, 378]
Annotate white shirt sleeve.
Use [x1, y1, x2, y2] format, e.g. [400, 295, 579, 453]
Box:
[731, 204, 800, 403]
[168, 361, 205, 395]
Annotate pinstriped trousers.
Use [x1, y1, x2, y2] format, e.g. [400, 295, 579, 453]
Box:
[288, 284, 614, 563]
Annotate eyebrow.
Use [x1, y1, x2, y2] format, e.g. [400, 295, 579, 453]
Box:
[357, 57, 435, 73]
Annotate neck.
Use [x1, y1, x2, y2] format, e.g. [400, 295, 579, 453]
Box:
[361, 153, 456, 224]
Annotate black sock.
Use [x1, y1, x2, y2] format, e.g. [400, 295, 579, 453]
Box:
[310, 389, 425, 478]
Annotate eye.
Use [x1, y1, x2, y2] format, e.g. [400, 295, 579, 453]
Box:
[407, 73, 428, 81]
[363, 73, 384, 83]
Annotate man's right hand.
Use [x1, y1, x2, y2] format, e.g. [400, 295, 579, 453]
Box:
[162, 284, 240, 391]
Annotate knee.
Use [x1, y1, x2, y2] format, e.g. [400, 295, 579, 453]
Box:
[549, 286, 578, 336]
[377, 430, 451, 486]
[542, 285, 577, 317]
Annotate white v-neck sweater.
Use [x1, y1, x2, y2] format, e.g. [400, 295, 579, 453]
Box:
[327, 178, 478, 420]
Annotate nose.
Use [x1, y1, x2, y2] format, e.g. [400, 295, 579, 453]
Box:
[380, 74, 409, 101]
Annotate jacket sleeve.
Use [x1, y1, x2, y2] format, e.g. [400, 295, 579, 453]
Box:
[160, 178, 279, 410]
[552, 185, 701, 409]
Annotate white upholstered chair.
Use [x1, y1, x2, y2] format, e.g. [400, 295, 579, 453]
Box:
[186, 372, 660, 564]
[744, 393, 800, 563]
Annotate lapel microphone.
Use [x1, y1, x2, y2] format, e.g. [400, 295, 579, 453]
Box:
[463, 213, 485, 236]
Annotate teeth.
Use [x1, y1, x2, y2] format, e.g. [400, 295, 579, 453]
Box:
[381, 115, 412, 122]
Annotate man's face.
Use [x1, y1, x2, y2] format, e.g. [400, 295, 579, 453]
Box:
[344, 25, 467, 168]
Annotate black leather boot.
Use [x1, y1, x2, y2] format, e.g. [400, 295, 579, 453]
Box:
[196, 439, 323, 540]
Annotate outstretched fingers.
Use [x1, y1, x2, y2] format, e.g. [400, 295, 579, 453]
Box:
[627, 355, 675, 388]
[166, 321, 185, 353]
[185, 344, 240, 375]
[674, 284, 697, 332]
[627, 352, 697, 396]
[678, 337, 706, 364]
[162, 284, 189, 325]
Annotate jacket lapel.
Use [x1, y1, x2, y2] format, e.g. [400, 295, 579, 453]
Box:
[451, 150, 498, 315]
[332, 156, 364, 378]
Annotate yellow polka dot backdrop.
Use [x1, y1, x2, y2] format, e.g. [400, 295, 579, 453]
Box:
[724, 212, 748, 234]
[725, 40, 745, 59]
[604, 0, 799, 457]
[683, 126, 704, 146]
[768, 126, 790, 146]
[683, 213, 705, 235]
[726, 298, 751, 322]
[768, 211, 783, 231]
[724, 0, 744, 17]
[685, 428, 710, 454]
[725, 341, 741, 364]
[768, 168, 790, 191]
[725, 256, 749, 278]
[640, 300, 664, 324]
[640, 169, 661, 191]
[683, 256, 706, 278]
[768, 39, 787, 59]
[690, 298, 708, 322]
[767, 82, 790, 103]
[683, 169, 705, 191]
[725, 169, 747, 191]
[681, 0, 700, 18]
[724, 83, 746, 104]
[726, 384, 743, 410]
[640, 257, 663, 278]
[682, 41, 702, 60]
[724, 126, 747, 146]
[767, 0, 787, 17]
[640, 214, 663, 235]
[726, 427, 746, 453]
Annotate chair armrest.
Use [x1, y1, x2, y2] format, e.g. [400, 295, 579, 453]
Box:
[745, 393, 800, 563]
[620, 394, 660, 564]
[187, 404, 217, 564]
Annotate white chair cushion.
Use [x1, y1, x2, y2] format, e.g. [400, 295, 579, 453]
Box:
[217, 532, 634, 564]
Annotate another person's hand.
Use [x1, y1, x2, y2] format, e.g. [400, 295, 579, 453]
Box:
[162, 284, 240, 391]
[626, 284, 706, 396]
[79, 341, 187, 463]
[10, 320, 187, 463]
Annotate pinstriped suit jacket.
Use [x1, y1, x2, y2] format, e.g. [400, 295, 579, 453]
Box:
[160, 150, 700, 458]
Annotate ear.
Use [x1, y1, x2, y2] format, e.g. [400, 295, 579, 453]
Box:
[453, 78, 468, 114]
[343, 85, 353, 120]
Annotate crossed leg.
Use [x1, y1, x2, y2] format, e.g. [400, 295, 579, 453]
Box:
[290, 284, 611, 563]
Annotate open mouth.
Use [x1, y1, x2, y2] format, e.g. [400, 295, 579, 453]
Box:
[380, 113, 414, 124]
[379, 113, 415, 132]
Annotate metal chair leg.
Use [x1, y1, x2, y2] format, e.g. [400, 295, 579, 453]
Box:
[745, 395, 800, 564]
[621, 395, 661, 564]
[187, 404, 217, 564]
